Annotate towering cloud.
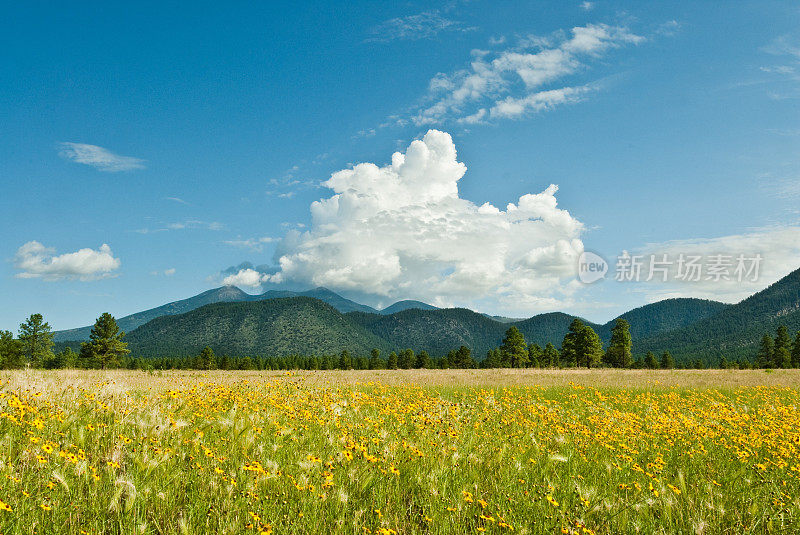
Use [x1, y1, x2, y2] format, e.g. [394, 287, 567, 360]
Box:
[227, 130, 585, 310]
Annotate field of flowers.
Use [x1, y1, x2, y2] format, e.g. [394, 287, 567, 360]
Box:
[0, 370, 798, 534]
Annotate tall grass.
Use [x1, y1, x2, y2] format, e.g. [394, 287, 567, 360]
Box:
[0, 371, 798, 533]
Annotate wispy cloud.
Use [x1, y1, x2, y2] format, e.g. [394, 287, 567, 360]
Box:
[580, 2, 594, 11]
[166, 220, 223, 231]
[150, 268, 176, 276]
[759, 172, 800, 200]
[408, 23, 644, 125]
[223, 236, 275, 252]
[164, 197, 190, 205]
[366, 11, 476, 43]
[655, 20, 681, 37]
[763, 34, 800, 59]
[758, 34, 800, 98]
[135, 220, 224, 234]
[58, 142, 146, 172]
[266, 165, 320, 198]
[766, 128, 800, 137]
[14, 241, 121, 281]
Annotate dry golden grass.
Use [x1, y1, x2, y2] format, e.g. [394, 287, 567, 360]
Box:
[3, 368, 799, 393]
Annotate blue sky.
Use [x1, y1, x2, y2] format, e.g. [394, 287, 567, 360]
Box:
[2, 1, 800, 331]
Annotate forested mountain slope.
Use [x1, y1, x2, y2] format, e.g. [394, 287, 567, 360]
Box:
[637, 267, 800, 361]
[124, 297, 389, 357]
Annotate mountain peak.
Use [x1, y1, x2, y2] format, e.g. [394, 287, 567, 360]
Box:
[211, 286, 250, 299]
[380, 300, 438, 315]
[311, 286, 335, 294]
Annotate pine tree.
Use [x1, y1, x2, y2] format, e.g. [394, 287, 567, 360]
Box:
[773, 325, 792, 369]
[718, 356, 728, 369]
[416, 350, 431, 369]
[197, 346, 216, 370]
[482, 348, 501, 368]
[605, 319, 633, 368]
[451, 346, 475, 369]
[644, 351, 659, 369]
[18, 313, 54, 368]
[0, 330, 24, 369]
[499, 326, 528, 368]
[560, 319, 582, 367]
[369, 348, 383, 369]
[543, 343, 560, 368]
[528, 343, 542, 368]
[792, 331, 800, 368]
[387, 351, 398, 370]
[398, 349, 415, 369]
[757, 333, 775, 368]
[79, 313, 130, 370]
[578, 325, 604, 369]
[49, 347, 77, 369]
[660, 351, 675, 369]
[338, 350, 353, 370]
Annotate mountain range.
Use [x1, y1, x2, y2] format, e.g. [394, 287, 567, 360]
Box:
[53, 287, 435, 342]
[52, 265, 800, 364]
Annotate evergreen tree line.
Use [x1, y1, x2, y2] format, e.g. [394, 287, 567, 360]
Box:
[478, 320, 684, 369]
[754, 325, 800, 369]
[0, 312, 129, 370]
[130, 345, 480, 371]
[3, 312, 798, 371]
[478, 319, 796, 370]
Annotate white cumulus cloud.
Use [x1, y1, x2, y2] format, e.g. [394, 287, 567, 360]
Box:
[14, 241, 121, 281]
[58, 142, 146, 172]
[259, 130, 584, 312]
[223, 268, 268, 289]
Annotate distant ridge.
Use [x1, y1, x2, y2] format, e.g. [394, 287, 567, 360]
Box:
[53, 286, 253, 342]
[53, 286, 434, 342]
